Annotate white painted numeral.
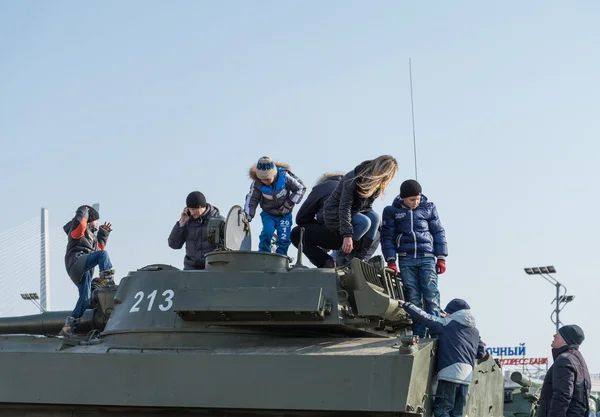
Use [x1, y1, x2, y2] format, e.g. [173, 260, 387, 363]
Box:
[129, 291, 144, 312]
[159, 290, 174, 311]
[128, 289, 174, 313]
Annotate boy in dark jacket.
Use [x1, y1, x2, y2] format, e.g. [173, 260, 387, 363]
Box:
[60, 205, 115, 337]
[538, 324, 592, 417]
[244, 156, 306, 255]
[399, 298, 485, 417]
[381, 179, 448, 337]
[168, 191, 224, 270]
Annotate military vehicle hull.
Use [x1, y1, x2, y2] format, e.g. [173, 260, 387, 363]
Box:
[0, 333, 501, 416]
[0, 207, 504, 416]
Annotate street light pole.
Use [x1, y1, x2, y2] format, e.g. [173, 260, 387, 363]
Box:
[20, 293, 44, 313]
[524, 266, 574, 334]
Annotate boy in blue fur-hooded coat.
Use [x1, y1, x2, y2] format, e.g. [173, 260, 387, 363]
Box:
[244, 156, 306, 255]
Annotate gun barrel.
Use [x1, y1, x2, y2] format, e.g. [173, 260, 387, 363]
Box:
[511, 371, 544, 387]
[0, 310, 97, 335]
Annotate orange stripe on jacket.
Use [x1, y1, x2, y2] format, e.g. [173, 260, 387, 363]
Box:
[70, 218, 88, 239]
[98, 242, 106, 250]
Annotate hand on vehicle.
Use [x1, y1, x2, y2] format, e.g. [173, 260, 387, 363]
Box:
[386, 261, 398, 275]
[342, 237, 353, 254]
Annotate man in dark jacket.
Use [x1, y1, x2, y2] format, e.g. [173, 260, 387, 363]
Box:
[538, 324, 592, 417]
[399, 298, 486, 417]
[168, 191, 224, 270]
[60, 205, 115, 338]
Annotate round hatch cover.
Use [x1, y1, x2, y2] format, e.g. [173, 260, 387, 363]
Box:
[224, 205, 252, 251]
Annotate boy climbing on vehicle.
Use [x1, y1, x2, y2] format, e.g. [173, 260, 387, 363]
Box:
[244, 156, 306, 255]
[381, 179, 448, 338]
[60, 205, 115, 337]
[398, 298, 486, 416]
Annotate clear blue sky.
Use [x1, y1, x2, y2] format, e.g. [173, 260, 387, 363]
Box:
[1, 1, 599, 372]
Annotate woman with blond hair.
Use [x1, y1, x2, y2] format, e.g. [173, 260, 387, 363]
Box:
[322, 155, 398, 261]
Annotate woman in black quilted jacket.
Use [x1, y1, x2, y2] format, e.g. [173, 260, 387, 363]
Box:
[322, 155, 397, 260]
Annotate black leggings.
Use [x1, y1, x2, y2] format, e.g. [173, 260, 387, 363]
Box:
[290, 224, 343, 267]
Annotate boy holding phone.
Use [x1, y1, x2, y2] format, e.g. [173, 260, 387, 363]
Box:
[168, 191, 224, 270]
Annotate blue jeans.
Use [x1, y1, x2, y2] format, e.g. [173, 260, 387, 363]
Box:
[70, 250, 113, 319]
[434, 380, 469, 417]
[351, 210, 380, 240]
[258, 212, 293, 255]
[399, 256, 440, 337]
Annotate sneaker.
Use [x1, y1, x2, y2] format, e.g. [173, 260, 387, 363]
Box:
[96, 269, 117, 288]
[59, 316, 79, 338]
[100, 268, 115, 277]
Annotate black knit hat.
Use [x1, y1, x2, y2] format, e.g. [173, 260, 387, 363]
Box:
[186, 191, 206, 208]
[444, 299, 470, 315]
[559, 324, 585, 346]
[82, 205, 99, 222]
[400, 179, 422, 198]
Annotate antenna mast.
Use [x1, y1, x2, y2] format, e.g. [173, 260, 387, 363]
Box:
[409, 58, 418, 180]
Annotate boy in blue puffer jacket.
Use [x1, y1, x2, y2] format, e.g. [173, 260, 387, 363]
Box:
[398, 298, 486, 417]
[244, 156, 306, 255]
[381, 179, 448, 337]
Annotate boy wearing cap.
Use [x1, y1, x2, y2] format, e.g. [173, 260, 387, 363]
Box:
[168, 191, 224, 270]
[538, 324, 591, 417]
[381, 179, 448, 337]
[244, 156, 306, 255]
[398, 298, 486, 417]
[60, 205, 115, 337]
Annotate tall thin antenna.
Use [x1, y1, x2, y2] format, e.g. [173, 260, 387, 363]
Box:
[409, 58, 418, 180]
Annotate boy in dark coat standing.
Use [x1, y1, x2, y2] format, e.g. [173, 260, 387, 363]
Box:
[60, 205, 115, 337]
[382, 179, 448, 337]
[399, 298, 485, 417]
[538, 324, 592, 417]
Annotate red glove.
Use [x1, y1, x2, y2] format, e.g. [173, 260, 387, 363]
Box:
[436, 259, 446, 274]
[387, 261, 398, 275]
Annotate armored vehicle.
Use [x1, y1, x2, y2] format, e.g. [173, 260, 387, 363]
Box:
[503, 372, 543, 417]
[0, 206, 504, 416]
[592, 392, 600, 416]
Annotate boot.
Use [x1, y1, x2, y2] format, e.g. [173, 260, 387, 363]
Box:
[59, 316, 79, 338]
[354, 237, 375, 261]
[333, 250, 350, 267]
[96, 269, 116, 288]
[322, 257, 336, 268]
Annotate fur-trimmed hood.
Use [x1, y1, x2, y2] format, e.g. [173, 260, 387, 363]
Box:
[315, 171, 345, 185]
[248, 161, 290, 181]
